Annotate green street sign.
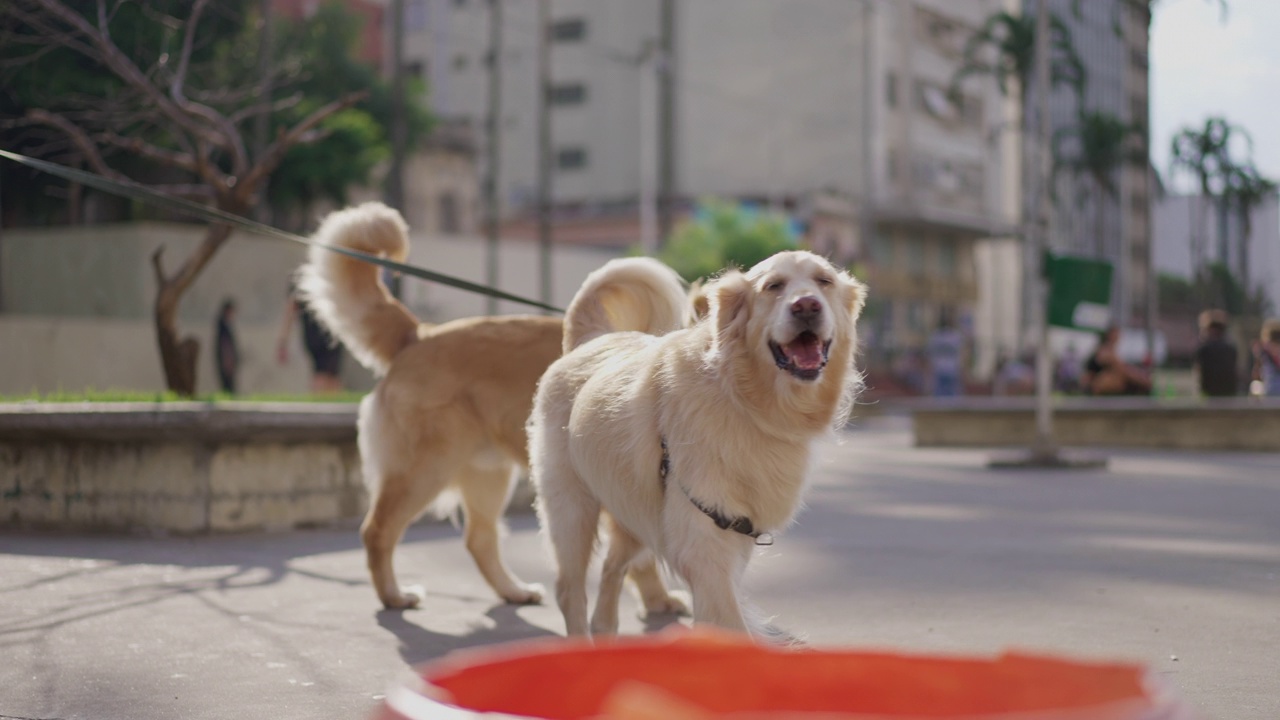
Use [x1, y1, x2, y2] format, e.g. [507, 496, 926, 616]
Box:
[1045, 253, 1113, 331]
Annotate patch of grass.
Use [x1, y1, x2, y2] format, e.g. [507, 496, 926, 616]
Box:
[0, 389, 363, 404]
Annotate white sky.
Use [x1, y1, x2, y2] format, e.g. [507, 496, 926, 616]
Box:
[1150, 0, 1280, 192]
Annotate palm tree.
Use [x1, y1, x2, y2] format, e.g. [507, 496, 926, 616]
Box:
[1170, 117, 1245, 292]
[1053, 110, 1146, 256]
[951, 11, 1086, 103]
[1222, 163, 1279, 294]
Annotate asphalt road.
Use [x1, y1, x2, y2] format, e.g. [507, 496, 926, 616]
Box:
[2, 416, 1277, 719]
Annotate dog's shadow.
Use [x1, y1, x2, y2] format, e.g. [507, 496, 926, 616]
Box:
[378, 600, 692, 667]
[377, 603, 558, 666]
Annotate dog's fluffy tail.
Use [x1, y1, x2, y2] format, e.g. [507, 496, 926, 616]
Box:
[563, 257, 688, 353]
[296, 202, 419, 375]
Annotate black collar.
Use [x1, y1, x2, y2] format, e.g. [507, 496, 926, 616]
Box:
[660, 437, 774, 546]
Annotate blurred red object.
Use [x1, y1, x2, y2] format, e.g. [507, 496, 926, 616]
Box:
[372, 629, 1198, 719]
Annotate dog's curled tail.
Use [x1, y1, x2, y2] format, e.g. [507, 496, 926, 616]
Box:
[563, 257, 688, 353]
[296, 202, 419, 376]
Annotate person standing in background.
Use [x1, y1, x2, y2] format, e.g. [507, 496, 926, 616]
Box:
[1194, 310, 1238, 397]
[215, 298, 240, 395]
[277, 281, 344, 393]
[1251, 319, 1280, 397]
[927, 312, 965, 397]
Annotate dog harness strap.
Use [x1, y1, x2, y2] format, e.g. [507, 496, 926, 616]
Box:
[660, 435, 774, 547]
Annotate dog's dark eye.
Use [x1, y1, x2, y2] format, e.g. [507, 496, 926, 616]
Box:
[765, 279, 785, 292]
[815, 276, 833, 286]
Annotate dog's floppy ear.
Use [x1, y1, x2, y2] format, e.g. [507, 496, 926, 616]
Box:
[840, 271, 868, 321]
[708, 270, 751, 339]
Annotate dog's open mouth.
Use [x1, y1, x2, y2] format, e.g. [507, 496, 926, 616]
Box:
[769, 331, 831, 381]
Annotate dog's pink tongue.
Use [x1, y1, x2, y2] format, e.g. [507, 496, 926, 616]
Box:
[785, 335, 824, 369]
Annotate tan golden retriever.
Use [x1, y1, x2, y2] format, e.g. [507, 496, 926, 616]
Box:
[297, 202, 687, 615]
[529, 251, 866, 637]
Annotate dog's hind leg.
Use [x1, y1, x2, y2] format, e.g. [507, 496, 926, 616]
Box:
[457, 461, 544, 605]
[535, 470, 600, 637]
[360, 458, 457, 610]
[591, 517, 646, 636]
[628, 556, 690, 619]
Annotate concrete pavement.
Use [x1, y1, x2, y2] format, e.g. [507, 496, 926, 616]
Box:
[1, 415, 1277, 719]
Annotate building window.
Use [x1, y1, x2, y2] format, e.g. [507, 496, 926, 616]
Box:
[556, 147, 588, 171]
[1130, 96, 1147, 123]
[405, 61, 426, 81]
[937, 238, 957, 276]
[548, 83, 587, 106]
[406, 0, 428, 31]
[905, 235, 926, 276]
[870, 231, 894, 267]
[438, 192, 460, 234]
[551, 18, 586, 43]
[453, 54, 468, 71]
[886, 72, 898, 109]
[906, 301, 926, 333]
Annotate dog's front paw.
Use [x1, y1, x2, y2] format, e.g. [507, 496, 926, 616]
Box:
[640, 590, 691, 618]
[380, 584, 425, 610]
[501, 582, 545, 605]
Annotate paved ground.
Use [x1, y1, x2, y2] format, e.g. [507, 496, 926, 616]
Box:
[2, 415, 1277, 720]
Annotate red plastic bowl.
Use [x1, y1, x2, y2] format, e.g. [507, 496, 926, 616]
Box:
[373, 629, 1198, 719]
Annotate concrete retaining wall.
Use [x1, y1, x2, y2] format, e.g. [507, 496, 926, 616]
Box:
[912, 398, 1280, 452]
[0, 403, 365, 533]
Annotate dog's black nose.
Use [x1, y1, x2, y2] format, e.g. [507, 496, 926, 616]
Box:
[791, 296, 822, 320]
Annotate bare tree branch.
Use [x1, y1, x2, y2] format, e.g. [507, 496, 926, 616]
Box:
[227, 93, 303, 126]
[92, 130, 200, 175]
[163, 0, 250, 176]
[28, 0, 224, 151]
[239, 90, 368, 195]
[169, 0, 209, 106]
[22, 109, 131, 182]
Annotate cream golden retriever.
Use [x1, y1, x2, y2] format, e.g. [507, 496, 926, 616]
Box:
[529, 251, 867, 637]
[297, 202, 686, 615]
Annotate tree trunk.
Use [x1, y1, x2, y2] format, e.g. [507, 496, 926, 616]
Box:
[1191, 194, 1207, 308]
[1095, 180, 1106, 258]
[151, 220, 238, 396]
[1236, 202, 1251, 298]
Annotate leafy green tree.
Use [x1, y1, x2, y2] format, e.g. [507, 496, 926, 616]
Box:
[264, 2, 430, 217]
[951, 10, 1085, 101]
[659, 201, 799, 283]
[1053, 109, 1146, 254]
[1222, 163, 1278, 291]
[1168, 116, 1275, 311]
[0, 0, 423, 394]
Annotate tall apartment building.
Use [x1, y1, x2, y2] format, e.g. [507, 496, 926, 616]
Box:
[1024, 0, 1153, 329]
[402, 0, 1017, 366]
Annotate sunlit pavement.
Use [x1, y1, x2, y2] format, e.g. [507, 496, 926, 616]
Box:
[1, 414, 1276, 720]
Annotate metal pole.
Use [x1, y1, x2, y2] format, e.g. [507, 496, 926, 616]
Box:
[638, 42, 659, 256]
[386, 0, 406, 299]
[859, 0, 875, 267]
[657, 0, 675, 245]
[253, 0, 274, 223]
[387, 0, 407, 213]
[484, 0, 503, 315]
[1032, 0, 1055, 457]
[537, 0, 553, 312]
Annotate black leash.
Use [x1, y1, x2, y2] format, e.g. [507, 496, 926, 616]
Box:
[0, 149, 563, 314]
